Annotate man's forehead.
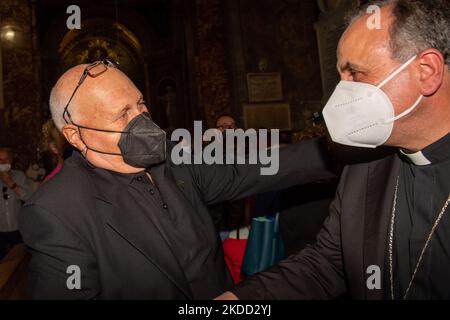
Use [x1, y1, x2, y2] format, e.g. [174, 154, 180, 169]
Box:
[65, 66, 139, 113]
[59, 64, 133, 92]
[217, 116, 235, 123]
[337, 7, 393, 71]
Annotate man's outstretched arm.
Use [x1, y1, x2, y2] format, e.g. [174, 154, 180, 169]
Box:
[190, 138, 336, 206]
[216, 167, 348, 300]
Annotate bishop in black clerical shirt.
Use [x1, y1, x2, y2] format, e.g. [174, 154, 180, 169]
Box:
[219, 0, 450, 300]
[392, 133, 450, 299]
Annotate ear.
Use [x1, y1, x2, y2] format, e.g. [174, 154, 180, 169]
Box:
[417, 49, 445, 96]
[62, 124, 85, 152]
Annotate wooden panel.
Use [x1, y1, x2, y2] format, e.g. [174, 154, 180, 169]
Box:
[0, 244, 30, 300]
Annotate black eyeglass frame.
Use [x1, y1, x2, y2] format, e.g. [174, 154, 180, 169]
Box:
[216, 124, 237, 131]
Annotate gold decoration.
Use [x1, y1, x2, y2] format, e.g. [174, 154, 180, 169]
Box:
[77, 39, 120, 64]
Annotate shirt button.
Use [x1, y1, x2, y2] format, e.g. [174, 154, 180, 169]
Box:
[136, 176, 143, 182]
[149, 189, 155, 195]
[162, 204, 168, 209]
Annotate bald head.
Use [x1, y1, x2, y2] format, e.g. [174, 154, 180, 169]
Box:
[50, 64, 141, 131]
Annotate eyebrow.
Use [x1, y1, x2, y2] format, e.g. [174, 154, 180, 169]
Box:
[337, 61, 367, 74]
[113, 96, 145, 122]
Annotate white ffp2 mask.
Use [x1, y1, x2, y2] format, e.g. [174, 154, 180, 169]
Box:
[323, 55, 423, 148]
[0, 164, 11, 172]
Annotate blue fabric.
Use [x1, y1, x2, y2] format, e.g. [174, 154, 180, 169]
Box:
[241, 213, 285, 276]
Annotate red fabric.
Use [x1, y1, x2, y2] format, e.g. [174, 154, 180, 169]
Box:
[222, 238, 247, 284]
[43, 163, 63, 183]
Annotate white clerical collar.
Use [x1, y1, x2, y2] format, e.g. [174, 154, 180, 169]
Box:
[399, 149, 432, 166]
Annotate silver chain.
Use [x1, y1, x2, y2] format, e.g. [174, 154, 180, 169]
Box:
[388, 176, 450, 300]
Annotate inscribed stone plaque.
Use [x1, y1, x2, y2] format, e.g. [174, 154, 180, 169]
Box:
[247, 73, 283, 102]
[243, 103, 291, 130]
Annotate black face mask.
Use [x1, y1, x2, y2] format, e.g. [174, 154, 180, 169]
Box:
[76, 112, 166, 168]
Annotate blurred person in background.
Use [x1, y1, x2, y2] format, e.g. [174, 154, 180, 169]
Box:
[40, 119, 67, 184]
[217, 0, 450, 300]
[209, 114, 247, 233]
[0, 147, 31, 260]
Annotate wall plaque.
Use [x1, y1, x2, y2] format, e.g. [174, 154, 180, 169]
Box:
[243, 103, 291, 130]
[247, 73, 283, 102]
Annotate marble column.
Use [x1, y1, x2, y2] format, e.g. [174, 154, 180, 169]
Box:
[193, 0, 233, 128]
[0, 0, 41, 170]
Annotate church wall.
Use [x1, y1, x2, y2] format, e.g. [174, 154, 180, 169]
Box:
[0, 0, 41, 170]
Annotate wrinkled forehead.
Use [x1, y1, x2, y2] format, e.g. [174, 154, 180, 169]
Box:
[69, 66, 141, 117]
[84, 68, 138, 100]
[77, 66, 136, 95]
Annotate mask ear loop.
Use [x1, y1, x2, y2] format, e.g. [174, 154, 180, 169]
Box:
[380, 94, 424, 124]
[77, 126, 123, 157]
[377, 55, 418, 89]
[76, 127, 89, 157]
[376, 55, 423, 124]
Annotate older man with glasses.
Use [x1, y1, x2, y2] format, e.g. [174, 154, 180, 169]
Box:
[19, 59, 335, 299]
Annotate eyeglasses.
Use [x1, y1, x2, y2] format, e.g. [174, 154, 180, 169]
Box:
[63, 59, 119, 125]
[2, 186, 9, 200]
[216, 123, 237, 131]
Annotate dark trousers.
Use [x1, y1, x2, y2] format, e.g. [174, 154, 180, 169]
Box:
[0, 230, 22, 260]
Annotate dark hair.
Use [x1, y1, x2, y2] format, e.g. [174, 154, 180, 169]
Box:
[347, 0, 450, 68]
[215, 114, 236, 126]
[0, 147, 13, 154]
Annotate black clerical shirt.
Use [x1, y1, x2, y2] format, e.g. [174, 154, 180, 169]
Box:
[392, 133, 450, 299]
[20, 138, 336, 299]
[108, 165, 225, 299]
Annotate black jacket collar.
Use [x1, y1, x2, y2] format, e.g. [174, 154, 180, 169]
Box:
[363, 153, 401, 299]
[67, 151, 194, 298]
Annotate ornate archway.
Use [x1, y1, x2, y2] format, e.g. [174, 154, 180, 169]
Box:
[58, 18, 145, 90]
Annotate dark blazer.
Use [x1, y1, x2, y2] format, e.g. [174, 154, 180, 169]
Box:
[19, 139, 334, 299]
[233, 153, 401, 300]
[279, 179, 338, 256]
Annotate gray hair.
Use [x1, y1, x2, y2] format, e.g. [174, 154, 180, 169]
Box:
[347, 0, 450, 69]
[49, 82, 84, 132]
[49, 85, 67, 131]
